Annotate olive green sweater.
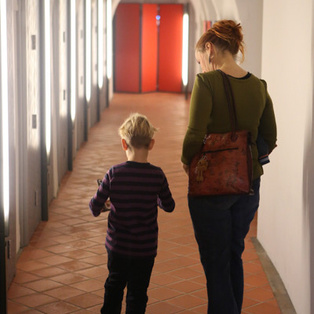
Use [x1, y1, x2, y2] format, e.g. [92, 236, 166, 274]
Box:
[181, 70, 277, 180]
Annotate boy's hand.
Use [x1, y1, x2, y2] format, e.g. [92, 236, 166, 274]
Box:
[97, 179, 111, 212]
[101, 199, 111, 212]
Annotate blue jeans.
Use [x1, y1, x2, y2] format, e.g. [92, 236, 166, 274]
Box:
[101, 250, 155, 314]
[188, 179, 260, 314]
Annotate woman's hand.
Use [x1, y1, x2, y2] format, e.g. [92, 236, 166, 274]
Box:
[182, 163, 189, 175]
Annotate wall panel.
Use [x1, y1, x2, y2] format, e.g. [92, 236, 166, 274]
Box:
[7, 0, 18, 289]
[89, 0, 99, 127]
[99, 0, 107, 111]
[25, 0, 42, 243]
[12, 0, 42, 248]
[51, 0, 68, 193]
[76, 0, 85, 150]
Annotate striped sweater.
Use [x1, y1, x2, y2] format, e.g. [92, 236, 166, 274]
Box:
[89, 161, 175, 258]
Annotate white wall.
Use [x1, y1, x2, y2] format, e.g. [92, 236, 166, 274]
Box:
[259, 0, 314, 313]
[236, 0, 263, 78]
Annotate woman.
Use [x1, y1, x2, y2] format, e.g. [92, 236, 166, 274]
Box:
[181, 20, 277, 314]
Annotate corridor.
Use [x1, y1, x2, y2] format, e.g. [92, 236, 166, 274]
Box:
[7, 93, 281, 313]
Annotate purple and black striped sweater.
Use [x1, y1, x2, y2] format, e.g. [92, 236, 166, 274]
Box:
[89, 161, 175, 258]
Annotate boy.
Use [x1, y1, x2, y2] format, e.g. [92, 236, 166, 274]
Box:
[89, 113, 175, 314]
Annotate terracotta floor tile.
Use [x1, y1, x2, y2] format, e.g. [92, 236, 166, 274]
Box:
[190, 288, 207, 300]
[154, 249, 178, 261]
[66, 239, 98, 250]
[7, 300, 30, 313]
[188, 263, 204, 274]
[61, 249, 99, 259]
[245, 274, 270, 288]
[91, 288, 104, 298]
[245, 287, 275, 302]
[149, 287, 182, 301]
[65, 293, 103, 308]
[37, 301, 80, 314]
[76, 265, 107, 279]
[80, 255, 106, 266]
[244, 283, 255, 292]
[242, 296, 260, 309]
[76, 231, 104, 239]
[70, 278, 104, 292]
[31, 266, 66, 278]
[245, 300, 281, 314]
[44, 244, 78, 254]
[242, 249, 260, 262]
[50, 272, 88, 285]
[244, 261, 264, 275]
[38, 255, 73, 266]
[84, 304, 104, 313]
[267, 298, 281, 307]
[146, 301, 184, 314]
[261, 283, 273, 291]
[44, 286, 85, 300]
[166, 280, 204, 293]
[189, 275, 206, 286]
[10, 270, 40, 284]
[13, 293, 57, 307]
[29, 238, 59, 248]
[245, 239, 255, 249]
[186, 304, 208, 313]
[150, 273, 181, 286]
[168, 256, 200, 269]
[16, 248, 53, 263]
[7, 284, 35, 299]
[167, 267, 202, 280]
[23, 279, 63, 292]
[170, 235, 197, 246]
[153, 259, 183, 273]
[16, 260, 50, 272]
[157, 239, 181, 251]
[59, 218, 87, 226]
[57, 260, 93, 271]
[169, 245, 198, 256]
[167, 294, 207, 309]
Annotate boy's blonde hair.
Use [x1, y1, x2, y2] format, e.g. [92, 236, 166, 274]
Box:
[119, 113, 157, 149]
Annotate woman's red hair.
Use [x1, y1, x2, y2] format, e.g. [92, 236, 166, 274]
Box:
[196, 20, 245, 62]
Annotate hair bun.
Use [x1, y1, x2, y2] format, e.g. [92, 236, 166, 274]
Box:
[232, 22, 243, 41]
[213, 20, 244, 61]
[195, 19, 245, 62]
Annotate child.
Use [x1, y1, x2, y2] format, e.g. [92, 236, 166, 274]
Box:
[89, 113, 175, 314]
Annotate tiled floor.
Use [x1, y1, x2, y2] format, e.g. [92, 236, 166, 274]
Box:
[7, 93, 281, 313]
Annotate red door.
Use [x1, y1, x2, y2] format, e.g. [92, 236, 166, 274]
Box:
[158, 4, 183, 92]
[114, 4, 183, 93]
[141, 4, 158, 92]
[114, 4, 140, 92]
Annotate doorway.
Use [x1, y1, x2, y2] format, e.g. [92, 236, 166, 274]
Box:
[114, 3, 183, 93]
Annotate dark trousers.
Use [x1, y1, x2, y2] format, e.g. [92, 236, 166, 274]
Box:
[101, 250, 155, 314]
[188, 179, 260, 314]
